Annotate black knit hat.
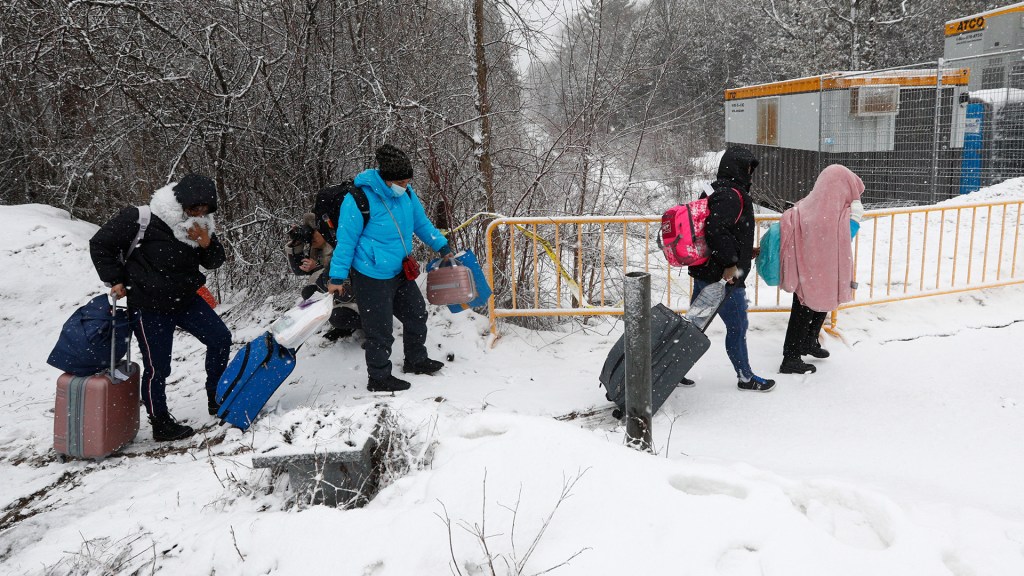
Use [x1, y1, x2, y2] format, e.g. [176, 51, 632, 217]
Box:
[375, 144, 414, 181]
[172, 174, 218, 213]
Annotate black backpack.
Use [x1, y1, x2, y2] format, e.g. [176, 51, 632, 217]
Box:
[313, 179, 370, 247]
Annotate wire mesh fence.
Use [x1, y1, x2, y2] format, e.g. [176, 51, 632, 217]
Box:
[728, 50, 1024, 210]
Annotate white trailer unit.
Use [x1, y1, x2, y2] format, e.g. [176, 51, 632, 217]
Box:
[723, 70, 970, 207]
[944, 3, 1024, 192]
[944, 2, 1024, 90]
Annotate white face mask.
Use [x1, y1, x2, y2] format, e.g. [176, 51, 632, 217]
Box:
[850, 200, 864, 223]
[389, 183, 407, 196]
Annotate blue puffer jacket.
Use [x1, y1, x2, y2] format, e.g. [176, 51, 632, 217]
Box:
[329, 169, 449, 281]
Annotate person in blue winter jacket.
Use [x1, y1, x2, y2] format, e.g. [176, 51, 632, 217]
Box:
[327, 144, 452, 392]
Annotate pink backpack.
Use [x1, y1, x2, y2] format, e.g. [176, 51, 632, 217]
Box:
[659, 187, 743, 267]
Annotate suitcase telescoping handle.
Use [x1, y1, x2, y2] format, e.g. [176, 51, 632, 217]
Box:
[108, 294, 117, 378]
[107, 294, 131, 379]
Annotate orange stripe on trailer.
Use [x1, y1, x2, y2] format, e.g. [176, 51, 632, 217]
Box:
[725, 76, 824, 100]
[945, 2, 1024, 36]
[945, 16, 987, 37]
[827, 71, 971, 89]
[725, 70, 970, 100]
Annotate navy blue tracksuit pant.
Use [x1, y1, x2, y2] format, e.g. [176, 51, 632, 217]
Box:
[350, 269, 429, 380]
[132, 294, 232, 417]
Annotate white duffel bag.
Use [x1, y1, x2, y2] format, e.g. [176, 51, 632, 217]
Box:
[270, 293, 334, 349]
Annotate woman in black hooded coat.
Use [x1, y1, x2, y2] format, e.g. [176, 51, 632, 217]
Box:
[90, 174, 232, 441]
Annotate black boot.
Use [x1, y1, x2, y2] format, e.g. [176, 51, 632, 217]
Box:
[402, 358, 444, 375]
[301, 284, 320, 301]
[323, 327, 354, 341]
[780, 357, 816, 374]
[802, 345, 830, 359]
[367, 374, 412, 392]
[149, 414, 195, 442]
[207, 389, 221, 416]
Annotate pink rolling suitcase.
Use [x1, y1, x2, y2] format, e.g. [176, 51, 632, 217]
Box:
[54, 365, 140, 458]
[53, 299, 140, 459]
[426, 258, 477, 306]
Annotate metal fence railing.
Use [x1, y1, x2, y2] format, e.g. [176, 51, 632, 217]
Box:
[484, 198, 1024, 341]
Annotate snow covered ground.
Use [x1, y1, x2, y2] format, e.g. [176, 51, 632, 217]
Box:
[2, 181, 1024, 575]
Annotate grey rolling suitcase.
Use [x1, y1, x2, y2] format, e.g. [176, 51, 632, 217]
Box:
[599, 280, 728, 419]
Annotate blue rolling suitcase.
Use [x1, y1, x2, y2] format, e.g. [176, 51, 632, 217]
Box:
[216, 332, 296, 431]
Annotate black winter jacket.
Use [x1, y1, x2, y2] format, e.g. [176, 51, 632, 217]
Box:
[90, 207, 226, 312]
[688, 146, 759, 287]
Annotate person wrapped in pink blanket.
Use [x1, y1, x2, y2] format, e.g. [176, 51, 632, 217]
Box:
[778, 164, 865, 374]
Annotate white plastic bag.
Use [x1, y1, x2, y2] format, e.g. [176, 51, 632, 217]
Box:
[270, 293, 334, 349]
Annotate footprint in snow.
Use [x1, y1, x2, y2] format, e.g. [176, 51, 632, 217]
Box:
[715, 545, 762, 576]
[786, 482, 896, 550]
[667, 473, 749, 499]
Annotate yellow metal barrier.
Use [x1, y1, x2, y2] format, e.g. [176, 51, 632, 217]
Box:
[484, 200, 1024, 342]
[841, 200, 1024, 310]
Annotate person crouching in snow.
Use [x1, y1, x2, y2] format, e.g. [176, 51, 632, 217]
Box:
[90, 174, 232, 441]
[327, 144, 452, 393]
[778, 164, 864, 375]
[288, 213, 362, 341]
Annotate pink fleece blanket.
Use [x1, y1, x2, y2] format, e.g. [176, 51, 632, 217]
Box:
[779, 165, 865, 313]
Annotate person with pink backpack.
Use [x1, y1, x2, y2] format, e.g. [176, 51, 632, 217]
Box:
[687, 146, 776, 392]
